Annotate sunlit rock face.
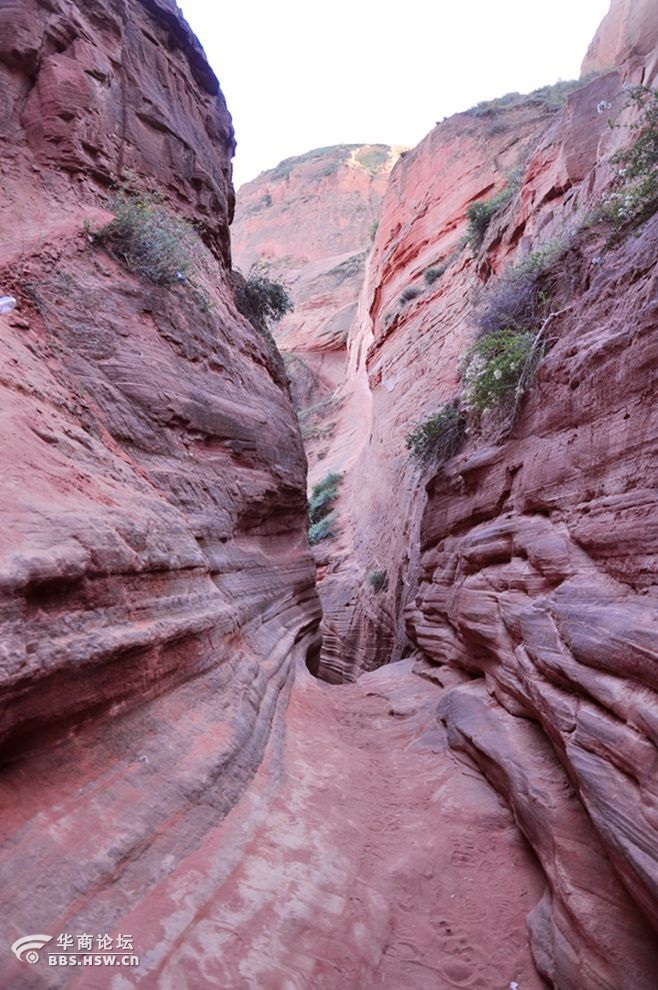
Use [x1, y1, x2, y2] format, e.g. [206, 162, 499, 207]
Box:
[233, 143, 400, 469]
[0, 0, 320, 980]
[255, 0, 657, 984]
[581, 0, 658, 76]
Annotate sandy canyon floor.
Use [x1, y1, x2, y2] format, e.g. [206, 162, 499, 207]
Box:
[127, 661, 547, 990]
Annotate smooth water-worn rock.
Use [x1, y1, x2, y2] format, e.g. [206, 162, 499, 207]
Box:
[264, 0, 658, 984]
[2, 0, 658, 987]
[406, 211, 658, 986]
[0, 1, 320, 983]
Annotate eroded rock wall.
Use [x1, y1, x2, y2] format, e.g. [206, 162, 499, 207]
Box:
[401, 13, 658, 981]
[233, 143, 400, 468]
[0, 1, 320, 979]
[285, 1, 658, 984]
[313, 88, 586, 682]
[407, 212, 658, 986]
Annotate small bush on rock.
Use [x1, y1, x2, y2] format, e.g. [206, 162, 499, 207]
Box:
[479, 269, 540, 335]
[478, 242, 562, 336]
[466, 184, 515, 251]
[309, 471, 342, 523]
[308, 472, 342, 545]
[367, 569, 387, 591]
[424, 265, 446, 285]
[235, 267, 293, 332]
[98, 192, 197, 286]
[309, 513, 336, 546]
[406, 403, 465, 464]
[400, 286, 422, 304]
[599, 85, 658, 233]
[462, 328, 540, 417]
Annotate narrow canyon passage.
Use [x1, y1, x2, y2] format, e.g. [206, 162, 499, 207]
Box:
[2, 2, 658, 988]
[127, 661, 546, 990]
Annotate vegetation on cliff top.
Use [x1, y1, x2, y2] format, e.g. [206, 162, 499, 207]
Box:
[266, 144, 392, 183]
[468, 78, 584, 117]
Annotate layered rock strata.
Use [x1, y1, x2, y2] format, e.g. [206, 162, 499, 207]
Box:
[0, 2, 320, 982]
[246, 0, 658, 984]
[233, 143, 400, 467]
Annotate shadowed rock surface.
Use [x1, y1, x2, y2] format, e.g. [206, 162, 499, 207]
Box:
[234, 0, 658, 985]
[0, 1, 320, 983]
[405, 211, 658, 986]
[1, 0, 658, 988]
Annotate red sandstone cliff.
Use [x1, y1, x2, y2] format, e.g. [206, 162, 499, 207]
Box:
[2, 0, 658, 987]
[249, 3, 658, 986]
[232, 144, 400, 465]
[0, 1, 320, 984]
[582, 0, 658, 76]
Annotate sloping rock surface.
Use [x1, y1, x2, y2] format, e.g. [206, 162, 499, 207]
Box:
[0, 0, 320, 980]
[261, 1, 658, 985]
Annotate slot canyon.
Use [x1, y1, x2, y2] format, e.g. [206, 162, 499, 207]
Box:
[0, 0, 657, 988]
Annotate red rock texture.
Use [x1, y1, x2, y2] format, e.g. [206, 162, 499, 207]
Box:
[406, 211, 658, 988]
[2, 0, 658, 986]
[2, 657, 548, 988]
[273, 1, 658, 985]
[311, 92, 578, 683]
[232, 144, 400, 466]
[0, 0, 236, 263]
[0, 0, 320, 978]
[581, 0, 658, 77]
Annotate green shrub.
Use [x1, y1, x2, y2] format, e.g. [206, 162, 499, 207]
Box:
[462, 328, 540, 416]
[424, 265, 445, 285]
[369, 220, 379, 241]
[466, 184, 515, 251]
[309, 513, 335, 545]
[367, 569, 387, 591]
[467, 201, 498, 249]
[235, 267, 293, 332]
[98, 192, 197, 285]
[400, 286, 421, 304]
[466, 180, 519, 251]
[308, 472, 342, 544]
[309, 471, 341, 523]
[405, 403, 465, 464]
[599, 85, 658, 232]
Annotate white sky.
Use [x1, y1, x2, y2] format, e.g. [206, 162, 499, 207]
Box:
[179, 0, 611, 190]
